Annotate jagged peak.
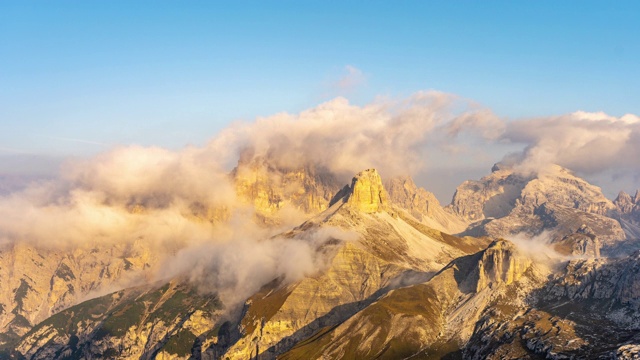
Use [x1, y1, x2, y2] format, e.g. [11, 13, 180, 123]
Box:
[634, 189, 640, 204]
[614, 190, 632, 204]
[329, 168, 390, 213]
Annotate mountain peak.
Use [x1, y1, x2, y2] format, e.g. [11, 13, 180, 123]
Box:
[329, 169, 390, 213]
[347, 169, 389, 213]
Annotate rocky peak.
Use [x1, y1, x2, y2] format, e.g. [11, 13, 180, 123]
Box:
[550, 223, 601, 258]
[474, 240, 531, 292]
[385, 175, 467, 233]
[330, 169, 390, 213]
[614, 190, 635, 214]
[347, 169, 389, 213]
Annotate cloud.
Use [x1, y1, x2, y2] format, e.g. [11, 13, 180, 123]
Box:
[500, 111, 640, 179]
[333, 65, 366, 92]
[209, 91, 502, 181]
[156, 226, 357, 306]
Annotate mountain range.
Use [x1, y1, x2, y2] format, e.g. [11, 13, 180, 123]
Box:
[2, 155, 640, 359]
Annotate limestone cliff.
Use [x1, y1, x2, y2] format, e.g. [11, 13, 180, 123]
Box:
[232, 156, 342, 222]
[473, 240, 532, 292]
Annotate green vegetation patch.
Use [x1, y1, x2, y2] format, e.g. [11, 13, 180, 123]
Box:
[96, 301, 146, 338]
[161, 328, 196, 357]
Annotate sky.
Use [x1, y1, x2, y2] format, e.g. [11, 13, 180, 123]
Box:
[1, 1, 639, 200]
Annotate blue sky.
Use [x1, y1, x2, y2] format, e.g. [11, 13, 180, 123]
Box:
[1, 1, 639, 164]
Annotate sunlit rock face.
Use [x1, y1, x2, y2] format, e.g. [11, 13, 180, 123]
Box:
[231, 155, 342, 221]
[473, 240, 531, 292]
[345, 169, 389, 213]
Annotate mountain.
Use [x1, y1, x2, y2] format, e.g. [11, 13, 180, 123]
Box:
[231, 155, 343, 223]
[0, 240, 158, 349]
[465, 251, 640, 359]
[220, 169, 491, 359]
[10, 281, 220, 360]
[8, 169, 491, 359]
[448, 163, 626, 255]
[0, 155, 342, 350]
[280, 240, 542, 359]
[4, 163, 640, 359]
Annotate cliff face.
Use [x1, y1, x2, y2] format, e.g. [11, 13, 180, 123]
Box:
[232, 156, 342, 221]
[473, 240, 532, 292]
[344, 169, 389, 213]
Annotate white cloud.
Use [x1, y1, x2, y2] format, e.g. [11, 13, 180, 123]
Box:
[334, 65, 366, 91]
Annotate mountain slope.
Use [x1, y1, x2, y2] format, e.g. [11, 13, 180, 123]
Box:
[385, 176, 467, 234]
[220, 168, 491, 359]
[0, 241, 158, 349]
[280, 240, 543, 359]
[10, 281, 220, 360]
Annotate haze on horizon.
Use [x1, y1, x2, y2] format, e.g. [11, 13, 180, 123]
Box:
[1, 1, 639, 202]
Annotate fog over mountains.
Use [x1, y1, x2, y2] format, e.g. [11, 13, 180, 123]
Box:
[1, 93, 640, 359]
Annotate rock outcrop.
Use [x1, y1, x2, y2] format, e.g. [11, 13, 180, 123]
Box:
[345, 169, 389, 213]
[474, 240, 531, 292]
[328, 169, 389, 213]
[551, 225, 602, 258]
